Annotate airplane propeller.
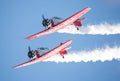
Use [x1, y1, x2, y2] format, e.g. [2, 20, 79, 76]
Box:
[28, 46, 31, 52]
[42, 14, 50, 27]
[28, 46, 35, 59]
[42, 14, 46, 20]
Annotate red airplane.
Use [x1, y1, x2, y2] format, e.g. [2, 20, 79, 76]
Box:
[25, 7, 91, 40]
[13, 40, 73, 69]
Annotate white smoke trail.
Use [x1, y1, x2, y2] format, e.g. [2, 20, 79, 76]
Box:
[57, 23, 120, 35]
[43, 46, 120, 63]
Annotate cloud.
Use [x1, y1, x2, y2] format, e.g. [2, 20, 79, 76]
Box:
[57, 23, 120, 35]
[43, 46, 120, 63]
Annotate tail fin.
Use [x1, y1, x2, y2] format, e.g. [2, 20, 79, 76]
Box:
[73, 17, 86, 30]
[73, 17, 86, 27]
[59, 46, 72, 58]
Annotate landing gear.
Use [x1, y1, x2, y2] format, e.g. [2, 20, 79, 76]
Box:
[62, 56, 64, 59]
[77, 27, 79, 30]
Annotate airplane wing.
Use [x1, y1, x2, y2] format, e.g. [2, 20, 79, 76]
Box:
[25, 7, 91, 40]
[13, 40, 73, 69]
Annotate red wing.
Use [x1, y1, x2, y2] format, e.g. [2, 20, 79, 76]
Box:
[13, 40, 73, 69]
[25, 7, 91, 40]
[25, 27, 59, 40]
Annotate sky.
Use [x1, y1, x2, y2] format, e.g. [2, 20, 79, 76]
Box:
[0, 0, 120, 81]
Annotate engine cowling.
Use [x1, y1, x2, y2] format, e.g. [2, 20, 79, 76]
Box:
[28, 50, 36, 59]
[42, 19, 51, 28]
[28, 50, 40, 59]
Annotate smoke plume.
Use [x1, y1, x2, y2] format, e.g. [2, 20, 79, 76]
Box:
[43, 46, 120, 63]
[57, 23, 120, 35]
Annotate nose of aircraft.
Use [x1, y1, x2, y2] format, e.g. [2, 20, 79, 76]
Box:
[28, 46, 36, 59]
[28, 51, 34, 58]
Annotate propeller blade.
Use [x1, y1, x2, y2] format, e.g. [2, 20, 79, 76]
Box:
[28, 46, 31, 52]
[42, 14, 45, 20]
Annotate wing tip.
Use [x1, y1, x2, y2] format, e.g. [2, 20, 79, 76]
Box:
[24, 36, 34, 40]
[25, 35, 39, 40]
[13, 65, 23, 69]
[24, 37, 30, 40]
[68, 39, 73, 43]
[12, 66, 18, 69]
[86, 7, 91, 10]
